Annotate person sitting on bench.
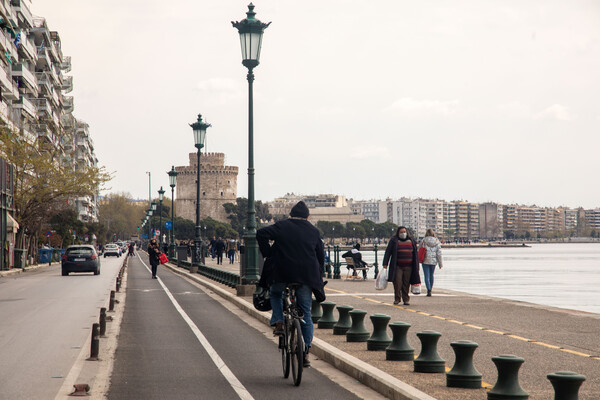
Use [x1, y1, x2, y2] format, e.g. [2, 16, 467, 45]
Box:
[342, 243, 368, 280]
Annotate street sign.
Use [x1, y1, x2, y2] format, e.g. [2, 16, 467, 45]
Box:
[155, 229, 160, 236]
[165, 221, 172, 230]
[45, 231, 52, 238]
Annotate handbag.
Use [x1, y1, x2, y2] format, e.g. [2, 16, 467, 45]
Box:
[375, 268, 388, 290]
[158, 251, 169, 264]
[418, 247, 427, 263]
[411, 284, 421, 295]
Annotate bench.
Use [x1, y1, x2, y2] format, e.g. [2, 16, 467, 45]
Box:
[344, 257, 371, 280]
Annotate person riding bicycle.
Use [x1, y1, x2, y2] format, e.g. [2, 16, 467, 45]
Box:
[257, 201, 325, 368]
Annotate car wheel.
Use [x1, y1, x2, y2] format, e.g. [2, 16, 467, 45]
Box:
[94, 268, 100, 275]
[104, 254, 107, 258]
[62, 269, 68, 276]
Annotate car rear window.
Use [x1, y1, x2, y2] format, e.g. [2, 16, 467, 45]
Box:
[67, 248, 94, 255]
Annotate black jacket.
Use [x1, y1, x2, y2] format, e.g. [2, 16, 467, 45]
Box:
[257, 219, 325, 300]
[148, 244, 161, 265]
[382, 236, 421, 285]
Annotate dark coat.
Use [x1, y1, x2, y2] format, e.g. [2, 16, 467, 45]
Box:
[382, 236, 421, 285]
[148, 244, 161, 266]
[214, 240, 226, 254]
[257, 218, 325, 300]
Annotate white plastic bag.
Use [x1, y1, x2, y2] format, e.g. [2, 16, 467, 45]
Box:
[375, 268, 388, 290]
[411, 284, 421, 295]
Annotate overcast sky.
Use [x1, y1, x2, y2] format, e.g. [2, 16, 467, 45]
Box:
[33, 1, 600, 208]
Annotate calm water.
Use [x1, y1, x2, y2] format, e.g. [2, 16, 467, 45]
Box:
[361, 243, 600, 314]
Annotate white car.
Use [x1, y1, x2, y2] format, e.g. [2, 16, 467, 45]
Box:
[103, 244, 121, 257]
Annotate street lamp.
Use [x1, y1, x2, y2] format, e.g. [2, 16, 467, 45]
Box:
[232, 3, 270, 287]
[168, 166, 178, 259]
[190, 114, 211, 271]
[158, 187, 165, 248]
[151, 202, 157, 240]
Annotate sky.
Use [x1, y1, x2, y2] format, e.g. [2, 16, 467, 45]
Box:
[33, 0, 600, 209]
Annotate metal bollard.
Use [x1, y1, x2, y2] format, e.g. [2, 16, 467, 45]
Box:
[367, 314, 392, 351]
[346, 310, 370, 342]
[487, 355, 529, 400]
[116, 276, 121, 292]
[547, 371, 585, 400]
[414, 330, 445, 373]
[99, 308, 107, 337]
[447, 340, 482, 388]
[109, 290, 115, 311]
[317, 301, 337, 329]
[87, 323, 100, 361]
[386, 322, 414, 361]
[333, 305, 354, 335]
[311, 298, 323, 324]
[70, 383, 90, 396]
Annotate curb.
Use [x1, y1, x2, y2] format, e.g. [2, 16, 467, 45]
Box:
[163, 262, 436, 400]
[0, 263, 53, 277]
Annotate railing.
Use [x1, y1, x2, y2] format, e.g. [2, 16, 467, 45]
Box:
[170, 250, 240, 288]
[61, 56, 71, 72]
[326, 244, 381, 279]
[12, 0, 33, 28]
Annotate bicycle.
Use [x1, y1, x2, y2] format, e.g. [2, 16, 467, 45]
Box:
[278, 283, 305, 386]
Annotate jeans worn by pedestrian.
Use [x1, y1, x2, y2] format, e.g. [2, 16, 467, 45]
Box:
[269, 282, 313, 348]
[422, 264, 436, 292]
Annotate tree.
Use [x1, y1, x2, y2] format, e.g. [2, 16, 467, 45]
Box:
[49, 207, 83, 248]
[0, 128, 111, 258]
[223, 197, 270, 236]
[98, 193, 145, 243]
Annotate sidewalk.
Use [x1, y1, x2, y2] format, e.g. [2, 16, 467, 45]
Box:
[179, 257, 598, 400]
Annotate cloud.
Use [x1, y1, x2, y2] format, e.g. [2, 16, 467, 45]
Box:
[496, 101, 531, 118]
[195, 78, 242, 104]
[534, 104, 572, 121]
[383, 97, 459, 117]
[348, 145, 391, 160]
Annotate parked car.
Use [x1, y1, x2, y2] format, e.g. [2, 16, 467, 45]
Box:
[104, 243, 121, 257]
[61, 245, 100, 276]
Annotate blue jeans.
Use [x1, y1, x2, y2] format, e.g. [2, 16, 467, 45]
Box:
[270, 283, 313, 348]
[422, 264, 436, 292]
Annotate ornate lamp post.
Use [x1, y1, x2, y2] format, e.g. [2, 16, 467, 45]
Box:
[232, 3, 270, 288]
[168, 166, 178, 259]
[158, 187, 165, 248]
[151, 202, 157, 240]
[190, 114, 211, 272]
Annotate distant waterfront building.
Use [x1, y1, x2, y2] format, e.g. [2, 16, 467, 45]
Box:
[479, 202, 503, 239]
[583, 208, 600, 231]
[265, 193, 362, 225]
[348, 199, 387, 223]
[175, 152, 238, 224]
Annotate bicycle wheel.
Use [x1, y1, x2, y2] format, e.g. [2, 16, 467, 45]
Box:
[281, 321, 290, 378]
[290, 319, 304, 386]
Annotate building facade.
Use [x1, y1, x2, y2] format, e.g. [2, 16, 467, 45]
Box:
[175, 152, 238, 224]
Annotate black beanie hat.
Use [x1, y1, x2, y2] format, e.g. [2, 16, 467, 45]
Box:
[354, 243, 360, 250]
[290, 201, 309, 218]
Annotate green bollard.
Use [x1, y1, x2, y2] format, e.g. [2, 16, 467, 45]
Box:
[414, 330, 445, 373]
[367, 314, 392, 350]
[346, 310, 370, 342]
[547, 371, 585, 400]
[487, 355, 529, 400]
[311, 298, 323, 324]
[333, 305, 354, 335]
[317, 302, 337, 329]
[386, 322, 414, 361]
[447, 340, 482, 388]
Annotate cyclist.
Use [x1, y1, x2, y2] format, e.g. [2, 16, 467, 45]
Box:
[257, 201, 325, 368]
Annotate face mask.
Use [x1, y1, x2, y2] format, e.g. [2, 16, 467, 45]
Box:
[399, 233, 407, 239]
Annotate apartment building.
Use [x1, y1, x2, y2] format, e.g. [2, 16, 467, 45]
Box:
[348, 199, 387, 223]
[0, 1, 98, 222]
[479, 202, 503, 239]
[583, 208, 600, 230]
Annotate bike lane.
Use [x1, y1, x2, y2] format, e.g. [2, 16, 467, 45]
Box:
[108, 253, 363, 400]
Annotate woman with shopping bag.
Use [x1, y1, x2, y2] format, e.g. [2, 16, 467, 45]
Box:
[381, 227, 421, 306]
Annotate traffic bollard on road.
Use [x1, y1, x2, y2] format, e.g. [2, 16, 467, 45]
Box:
[99, 307, 107, 337]
[311, 298, 322, 324]
[86, 323, 100, 361]
[333, 305, 353, 335]
[346, 310, 370, 342]
[386, 322, 414, 361]
[447, 340, 482, 388]
[317, 301, 337, 329]
[109, 290, 115, 311]
[547, 371, 585, 400]
[367, 314, 392, 351]
[414, 330, 446, 373]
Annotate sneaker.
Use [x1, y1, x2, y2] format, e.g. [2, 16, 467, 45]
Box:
[393, 301, 400, 305]
[404, 302, 410, 306]
[427, 290, 432, 297]
[273, 321, 284, 336]
[303, 353, 311, 368]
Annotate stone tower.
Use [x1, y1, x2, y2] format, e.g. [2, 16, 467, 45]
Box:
[175, 152, 238, 224]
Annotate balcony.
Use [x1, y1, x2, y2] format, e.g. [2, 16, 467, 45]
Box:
[62, 96, 74, 113]
[11, 0, 33, 27]
[60, 56, 71, 72]
[11, 63, 37, 90]
[19, 35, 37, 62]
[31, 97, 51, 115]
[12, 96, 37, 118]
[0, 68, 19, 100]
[35, 72, 51, 92]
[61, 76, 73, 92]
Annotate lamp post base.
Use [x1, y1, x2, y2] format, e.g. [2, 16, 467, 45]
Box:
[236, 284, 256, 296]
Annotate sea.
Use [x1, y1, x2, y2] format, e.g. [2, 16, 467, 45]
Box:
[361, 243, 600, 315]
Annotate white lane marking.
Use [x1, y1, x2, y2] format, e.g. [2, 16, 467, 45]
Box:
[137, 254, 254, 400]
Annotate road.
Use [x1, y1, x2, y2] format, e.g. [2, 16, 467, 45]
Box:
[0, 255, 124, 400]
[107, 253, 365, 400]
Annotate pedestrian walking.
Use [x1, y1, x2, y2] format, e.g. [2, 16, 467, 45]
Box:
[209, 236, 217, 259]
[215, 237, 226, 265]
[257, 201, 325, 367]
[226, 239, 236, 264]
[382, 226, 421, 306]
[420, 229, 443, 296]
[148, 239, 161, 279]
